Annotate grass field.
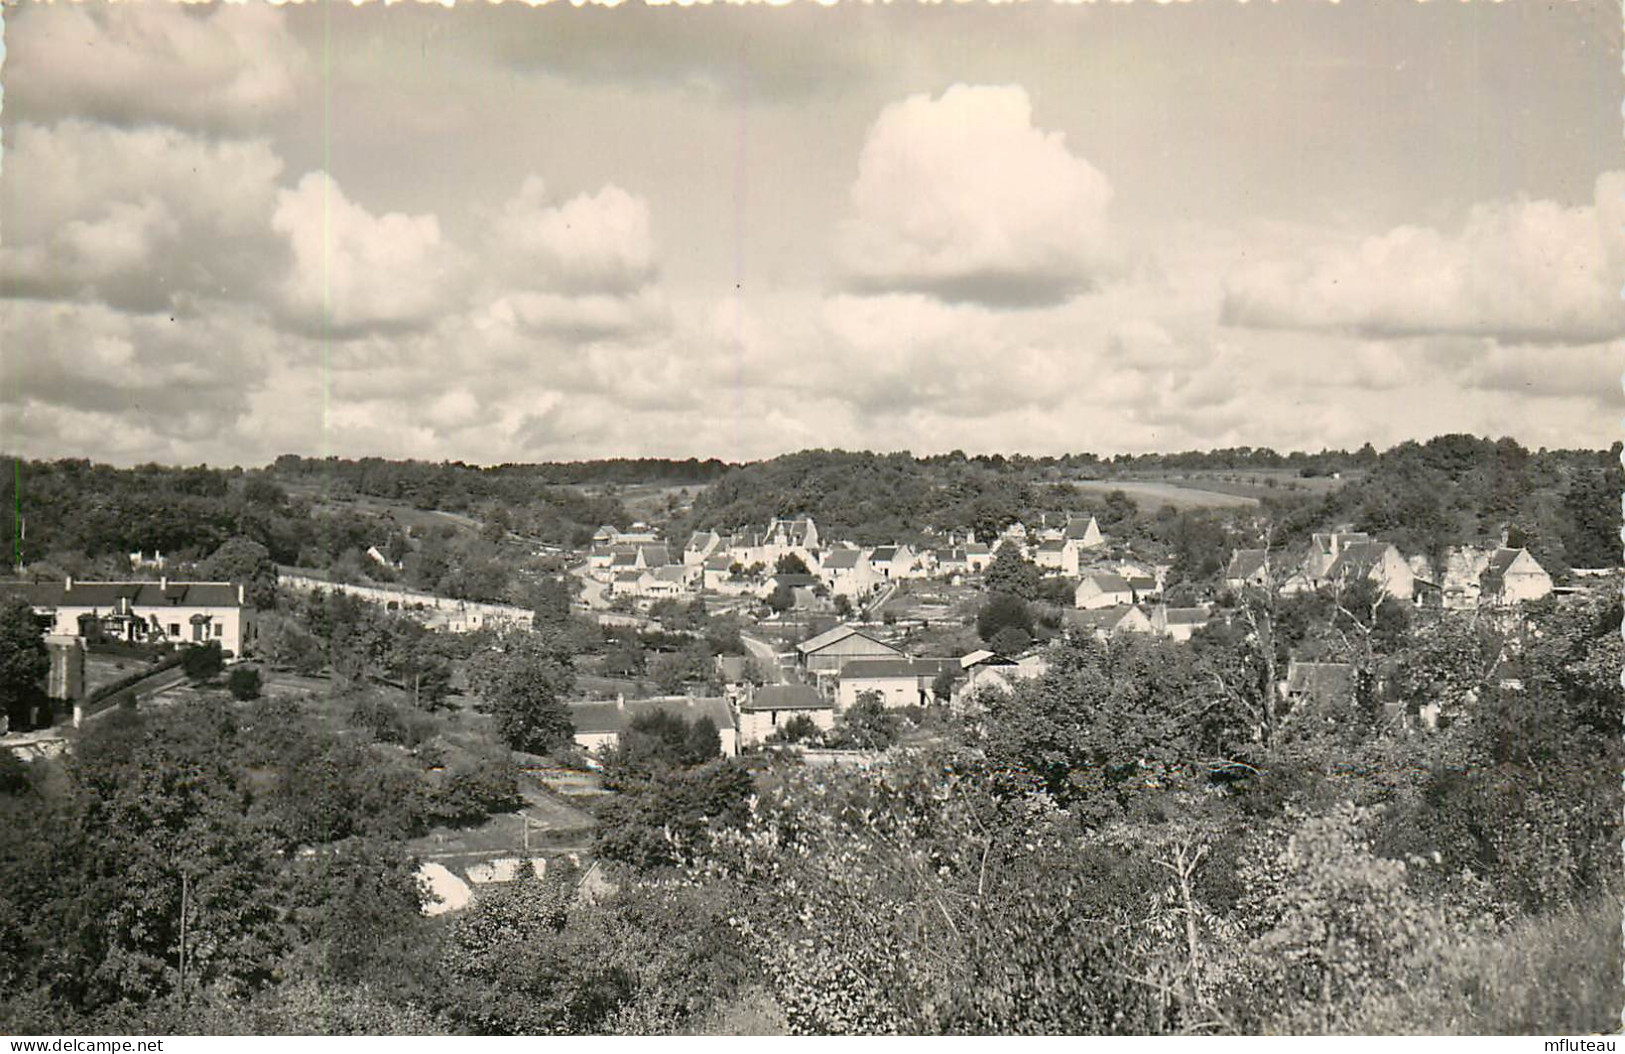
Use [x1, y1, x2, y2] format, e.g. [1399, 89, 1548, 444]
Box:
[1071, 469, 1352, 510]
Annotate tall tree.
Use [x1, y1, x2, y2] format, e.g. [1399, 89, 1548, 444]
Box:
[0, 598, 48, 732]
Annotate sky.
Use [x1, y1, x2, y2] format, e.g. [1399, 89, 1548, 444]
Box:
[1, 0, 1620, 467]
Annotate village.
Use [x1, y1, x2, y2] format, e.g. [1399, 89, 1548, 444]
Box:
[1, 498, 1583, 764]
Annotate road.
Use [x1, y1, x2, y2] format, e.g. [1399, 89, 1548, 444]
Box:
[741, 634, 791, 684]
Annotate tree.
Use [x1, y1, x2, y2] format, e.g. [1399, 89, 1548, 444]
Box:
[198, 537, 278, 610]
[931, 666, 958, 703]
[766, 582, 796, 614]
[978, 592, 1034, 646]
[531, 577, 575, 629]
[984, 543, 1041, 600]
[468, 631, 577, 756]
[767, 713, 822, 744]
[774, 552, 811, 575]
[0, 598, 47, 733]
[825, 692, 901, 750]
[833, 594, 854, 619]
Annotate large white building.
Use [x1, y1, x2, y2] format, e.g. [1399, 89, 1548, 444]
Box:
[3, 577, 258, 656]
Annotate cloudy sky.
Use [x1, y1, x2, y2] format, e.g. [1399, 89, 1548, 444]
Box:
[2, 0, 1619, 467]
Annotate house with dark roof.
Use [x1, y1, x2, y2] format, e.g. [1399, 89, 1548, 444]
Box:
[1152, 605, 1212, 642]
[1035, 538, 1082, 576]
[1479, 547, 1553, 606]
[1075, 572, 1135, 609]
[821, 547, 880, 600]
[569, 695, 737, 757]
[1064, 515, 1105, 549]
[1223, 548, 1271, 592]
[683, 530, 723, 566]
[836, 657, 960, 711]
[1323, 541, 1414, 602]
[2, 577, 256, 656]
[736, 683, 835, 746]
[1064, 605, 1153, 641]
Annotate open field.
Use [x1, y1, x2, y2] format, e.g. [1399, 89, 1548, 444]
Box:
[1070, 479, 1261, 510]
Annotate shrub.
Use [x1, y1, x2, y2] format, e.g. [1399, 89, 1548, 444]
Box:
[182, 642, 224, 681]
[228, 666, 263, 701]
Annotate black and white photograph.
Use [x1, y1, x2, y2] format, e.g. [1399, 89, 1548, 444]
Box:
[0, 0, 1620, 1038]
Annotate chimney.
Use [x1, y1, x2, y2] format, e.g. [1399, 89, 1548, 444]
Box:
[160, 575, 168, 591]
[616, 693, 625, 711]
[238, 583, 246, 605]
[64, 574, 73, 591]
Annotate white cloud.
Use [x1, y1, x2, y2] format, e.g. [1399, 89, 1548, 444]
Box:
[837, 84, 1114, 307]
[491, 178, 657, 295]
[272, 172, 464, 336]
[5, 1, 308, 133]
[1222, 172, 1625, 344]
[0, 120, 287, 312]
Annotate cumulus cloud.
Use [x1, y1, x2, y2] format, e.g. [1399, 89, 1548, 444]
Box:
[5, 2, 308, 133]
[0, 300, 275, 444]
[272, 172, 464, 336]
[837, 84, 1114, 307]
[491, 178, 657, 295]
[474, 178, 667, 340]
[1222, 172, 1625, 345]
[0, 120, 287, 313]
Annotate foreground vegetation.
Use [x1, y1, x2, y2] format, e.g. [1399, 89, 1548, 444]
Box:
[0, 584, 1616, 1035]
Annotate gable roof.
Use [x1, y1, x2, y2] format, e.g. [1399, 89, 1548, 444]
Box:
[638, 544, 673, 567]
[822, 549, 864, 570]
[1161, 606, 1211, 625]
[1079, 572, 1132, 593]
[1064, 515, 1101, 540]
[703, 554, 734, 571]
[1326, 541, 1394, 579]
[795, 622, 892, 655]
[869, 546, 899, 562]
[1036, 539, 1068, 553]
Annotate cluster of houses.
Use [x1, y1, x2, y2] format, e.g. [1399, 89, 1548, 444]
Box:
[584, 513, 1119, 606]
[1221, 532, 1555, 608]
[567, 621, 1055, 756]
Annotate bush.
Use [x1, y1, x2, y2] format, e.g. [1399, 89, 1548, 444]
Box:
[182, 642, 224, 681]
[228, 667, 263, 701]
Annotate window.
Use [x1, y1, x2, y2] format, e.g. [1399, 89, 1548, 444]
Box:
[213, 623, 223, 638]
[168, 624, 180, 637]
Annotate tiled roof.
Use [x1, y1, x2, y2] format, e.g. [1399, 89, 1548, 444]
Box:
[1080, 573, 1132, 593]
[1162, 606, 1210, 625]
[823, 549, 863, 570]
[869, 546, 898, 562]
[1036, 539, 1068, 553]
